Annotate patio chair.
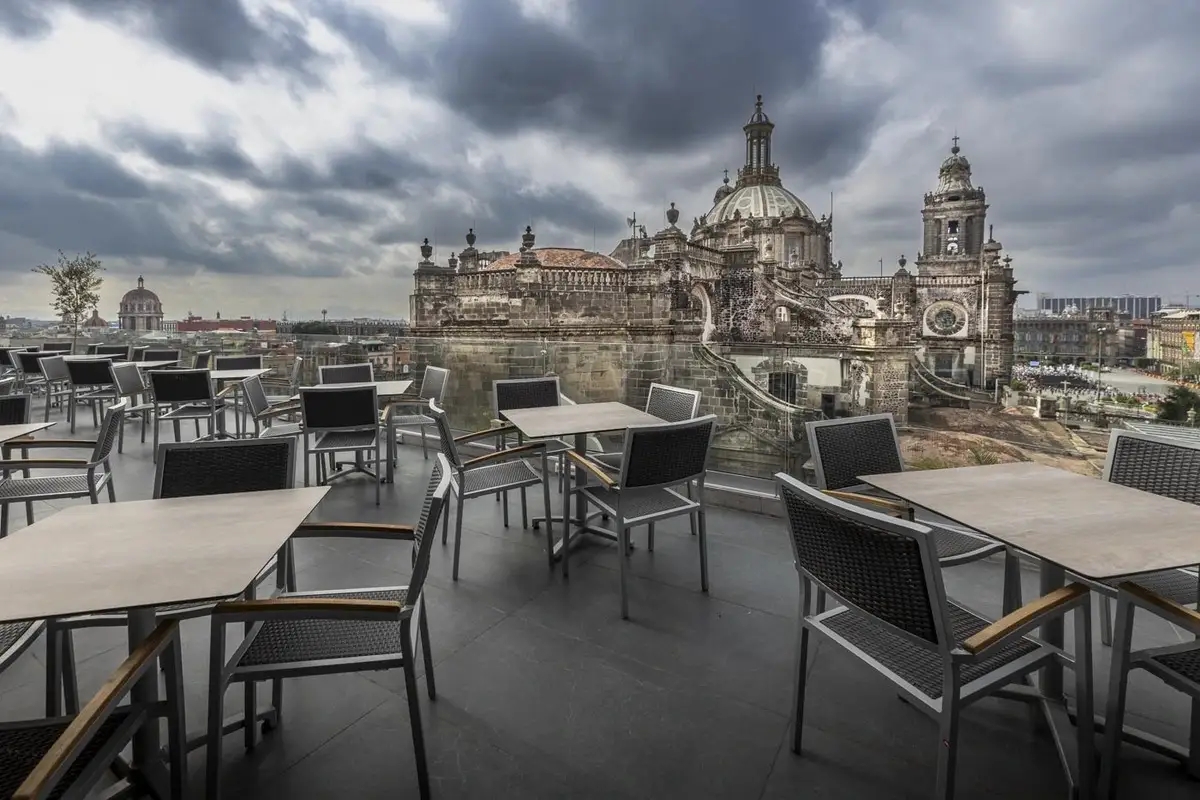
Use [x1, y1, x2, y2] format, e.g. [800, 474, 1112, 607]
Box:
[213, 355, 263, 371]
[85, 343, 100, 355]
[130, 345, 148, 362]
[193, 349, 213, 369]
[143, 349, 181, 364]
[1090, 429, 1200, 646]
[95, 344, 131, 359]
[388, 365, 449, 459]
[0, 400, 126, 537]
[493, 377, 575, 507]
[1099, 582, 1200, 796]
[776, 474, 1096, 800]
[319, 362, 373, 384]
[46, 438, 298, 721]
[806, 414, 1021, 614]
[14, 351, 51, 394]
[145, 369, 230, 462]
[64, 357, 118, 433]
[1, 620, 187, 800]
[241, 374, 301, 439]
[261, 356, 303, 404]
[205, 455, 452, 800]
[299, 384, 384, 505]
[109, 362, 157, 453]
[429, 400, 555, 580]
[36, 355, 73, 422]
[564, 416, 717, 618]
[0, 376, 14, 395]
[0, 393, 35, 535]
[40, 342, 74, 353]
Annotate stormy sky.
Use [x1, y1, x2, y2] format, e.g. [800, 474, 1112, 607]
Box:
[2, 0, 1199, 321]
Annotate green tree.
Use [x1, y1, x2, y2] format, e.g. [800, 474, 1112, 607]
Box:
[32, 251, 105, 354]
[1157, 386, 1200, 423]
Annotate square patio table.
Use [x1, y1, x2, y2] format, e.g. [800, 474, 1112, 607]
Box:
[0, 486, 329, 798]
[860, 461, 1200, 790]
[502, 401, 660, 557]
[0, 421, 54, 444]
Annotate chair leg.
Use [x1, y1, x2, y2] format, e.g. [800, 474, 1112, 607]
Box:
[0, 503, 7, 538]
[1099, 595, 1114, 647]
[617, 516, 630, 619]
[153, 414, 161, 464]
[419, 601, 437, 700]
[501, 490, 509, 527]
[792, 588, 812, 754]
[697, 508, 709, 593]
[206, 619, 227, 800]
[647, 523, 655, 552]
[24, 499, 34, 527]
[106, 472, 117, 503]
[401, 644, 432, 800]
[520, 486, 528, 529]
[452, 492, 466, 580]
[62, 630, 80, 715]
[1002, 549, 1023, 615]
[541, 469, 554, 571]
[1099, 597, 1136, 799]
[441, 489, 450, 545]
[118, 416, 125, 454]
[244, 679, 258, 750]
[162, 638, 188, 800]
[934, 673, 961, 800]
[420, 424, 428, 459]
[1072, 600, 1095, 797]
[375, 442, 381, 506]
[303, 439, 310, 488]
[44, 626, 62, 716]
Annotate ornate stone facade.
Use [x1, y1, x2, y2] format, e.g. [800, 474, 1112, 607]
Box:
[118, 276, 164, 332]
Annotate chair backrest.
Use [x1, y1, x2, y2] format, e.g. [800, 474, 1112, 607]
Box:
[427, 400, 464, 469]
[90, 400, 129, 463]
[95, 344, 129, 358]
[407, 454, 453, 603]
[319, 363, 373, 384]
[0, 348, 30, 368]
[620, 415, 717, 490]
[110, 362, 146, 397]
[1104, 429, 1200, 505]
[15, 351, 51, 375]
[0, 377, 15, 396]
[0, 394, 32, 424]
[66, 358, 116, 387]
[143, 349, 181, 363]
[86, 343, 100, 355]
[806, 414, 903, 491]
[240, 374, 271, 419]
[419, 366, 450, 402]
[776, 473, 950, 651]
[148, 369, 213, 404]
[130, 346, 148, 362]
[299, 385, 379, 431]
[154, 438, 296, 499]
[214, 354, 263, 370]
[40, 355, 71, 383]
[493, 376, 560, 419]
[288, 357, 304, 391]
[193, 350, 212, 370]
[645, 382, 701, 423]
[41, 342, 74, 353]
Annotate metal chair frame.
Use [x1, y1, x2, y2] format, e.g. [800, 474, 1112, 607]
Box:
[299, 385, 384, 505]
[64, 358, 118, 434]
[776, 474, 1096, 800]
[240, 375, 301, 440]
[36, 355, 74, 423]
[388, 365, 449, 460]
[39, 342, 74, 353]
[108, 362, 156, 453]
[146, 369, 231, 462]
[318, 363, 373, 384]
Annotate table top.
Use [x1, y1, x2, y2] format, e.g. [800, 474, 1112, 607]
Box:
[0, 421, 55, 444]
[210, 368, 272, 382]
[502, 401, 661, 439]
[292, 380, 414, 402]
[0, 487, 329, 624]
[135, 360, 179, 369]
[860, 462, 1200, 580]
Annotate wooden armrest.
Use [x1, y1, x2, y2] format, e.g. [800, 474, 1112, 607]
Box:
[213, 596, 404, 618]
[455, 423, 516, 444]
[14, 621, 179, 800]
[293, 521, 415, 540]
[215, 384, 238, 398]
[463, 442, 545, 468]
[1119, 581, 1200, 631]
[822, 490, 912, 519]
[565, 450, 617, 488]
[256, 402, 299, 421]
[6, 439, 96, 449]
[0, 458, 92, 470]
[962, 583, 1090, 655]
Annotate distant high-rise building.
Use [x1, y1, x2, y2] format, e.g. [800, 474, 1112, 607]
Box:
[1037, 294, 1161, 320]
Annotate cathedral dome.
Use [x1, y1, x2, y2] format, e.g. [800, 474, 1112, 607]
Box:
[712, 170, 734, 205]
[120, 276, 162, 310]
[709, 183, 814, 223]
[936, 139, 974, 194]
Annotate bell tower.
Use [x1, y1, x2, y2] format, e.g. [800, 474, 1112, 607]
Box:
[916, 138, 988, 277]
[736, 95, 781, 189]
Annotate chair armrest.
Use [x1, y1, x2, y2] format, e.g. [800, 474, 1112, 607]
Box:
[455, 423, 516, 445]
[14, 621, 179, 800]
[1119, 581, 1200, 633]
[821, 490, 913, 520]
[213, 596, 405, 621]
[565, 450, 617, 488]
[292, 521, 415, 541]
[256, 402, 300, 422]
[0, 458, 93, 471]
[463, 442, 546, 468]
[961, 583, 1091, 656]
[215, 384, 238, 398]
[4, 439, 97, 450]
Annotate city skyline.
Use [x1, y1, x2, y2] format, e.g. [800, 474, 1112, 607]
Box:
[2, 0, 1200, 320]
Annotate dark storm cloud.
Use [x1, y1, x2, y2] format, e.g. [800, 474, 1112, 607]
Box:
[0, 1, 50, 38]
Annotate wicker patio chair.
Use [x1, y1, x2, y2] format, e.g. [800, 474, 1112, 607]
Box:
[1099, 582, 1200, 796]
[493, 377, 578, 504]
[35, 355, 73, 424]
[299, 384, 384, 505]
[564, 415, 716, 618]
[387, 365, 449, 459]
[145, 369, 231, 462]
[13, 351, 52, 394]
[429, 400, 555, 580]
[94, 344, 131, 359]
[776, 474, 1095, 800]
[142, 349, 181, 364]
[108, 362, 156, 453]
[0, 400, 125, 538]
[806, 414, 1021, 613]
[0, 376, 14, 395]
[1089, 429, 1200, 646]
[204, 455, 452, 800]
[39, 342, 74, 354]
[260, 356, 303, 404]
[241, 374, 301, 439]
[193, 350, 213, 369]
[318, 363, 373, 384]
[1, 620, 187, 800]
[64, 358, 118, 433]
[129, 346, 148, 362]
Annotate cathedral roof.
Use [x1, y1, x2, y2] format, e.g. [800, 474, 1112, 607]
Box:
[120, 276, 162, 306]
[708, 183, 814, 223]
[482, 248, 626, 271]
[936, 139, 974, 194]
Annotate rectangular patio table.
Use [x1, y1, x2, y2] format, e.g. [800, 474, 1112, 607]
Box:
[0, 421, 54, 443]
[208, 368, 273, 438]
[0, 486, 329, 799]
[860, 461, 1200, 794]
[291, 381, 414, 482]
[501, 401, 661, 558]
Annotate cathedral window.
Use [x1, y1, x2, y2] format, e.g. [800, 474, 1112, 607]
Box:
[947, 220, 959, 235]
[768, 372, 798, 405]
[775, 306, 790, 323]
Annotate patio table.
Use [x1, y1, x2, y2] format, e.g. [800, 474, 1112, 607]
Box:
[860, 461, 1200, 795]
[135, 359, 180, 369]
[0, 486, 329, 799]
[501, 401, 660, 558]
[291, 380, 414, 482]
[209, 368, 273, 438]
[0, 421, 54, 444]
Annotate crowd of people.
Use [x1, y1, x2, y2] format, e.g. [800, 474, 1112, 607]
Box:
[1010, 364, 1167, 406]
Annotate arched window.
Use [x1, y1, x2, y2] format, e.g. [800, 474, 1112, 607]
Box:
[767, 362, 808, 405]
[775, 306, 790, 324]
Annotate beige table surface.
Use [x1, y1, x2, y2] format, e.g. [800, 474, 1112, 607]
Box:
[502, 401, 661, 439]
[210, 367, 273, 382]
[861, 462, 1200, 581]
[292, 379, 414, 402]
[0, 486, 329, 624]
[134, 359, 179, 369]
[0, 421, 55, 443]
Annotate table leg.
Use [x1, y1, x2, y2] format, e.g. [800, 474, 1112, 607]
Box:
[1038, 562, 1066, 700]
[128, 607, 169, 799]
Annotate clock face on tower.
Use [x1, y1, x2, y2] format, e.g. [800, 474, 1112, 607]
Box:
[925, 301, 968, 338]
[946, 239, 959, 255]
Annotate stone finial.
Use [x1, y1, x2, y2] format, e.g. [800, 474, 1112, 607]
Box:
[466, 228, 476, 247]
[1002, 255, 1013, 267]
[419, 237, 433, 261]
[741, 224, 753, 241]
[448, 254, 458, 270]
[521, 225, 535, 250]
[666, 202, 679, 227]
[898, 254, 907, 269]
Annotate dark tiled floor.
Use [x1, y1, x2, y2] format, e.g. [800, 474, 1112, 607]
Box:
[1, 407, 1198, 799]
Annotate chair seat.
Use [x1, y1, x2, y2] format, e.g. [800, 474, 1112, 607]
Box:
[313, 430, 378, 451]
[455, 460, 542, 495]
[1, 620, 41, 658]
[1149, 646, 1200, 683]
[931, 526, 1003, 560]
[820, 601, 1041, 700]
[1099, 568, 1198, 606]
[0, 708, 133, 800]
[390, 413, 434, 428]
[160, 402, 224, 421]
[260, 422, 302, 439]
[0, 473, 104, 501]
[238, 588, 408, 667]
[580, 485, 695, 524]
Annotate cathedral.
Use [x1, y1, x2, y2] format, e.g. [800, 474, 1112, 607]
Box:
[409, 96, 1018, 432]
